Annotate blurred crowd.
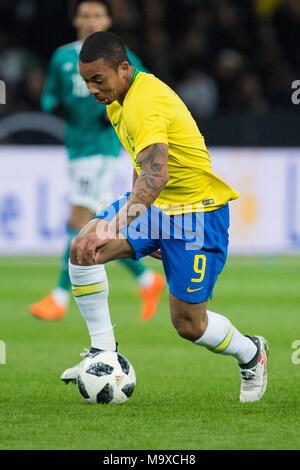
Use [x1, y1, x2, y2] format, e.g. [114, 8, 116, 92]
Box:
[0, 0, 299, 121]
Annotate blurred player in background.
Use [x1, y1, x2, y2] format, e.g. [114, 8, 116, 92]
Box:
[29, 0, 165, 322]
[62, 31, 269, 403]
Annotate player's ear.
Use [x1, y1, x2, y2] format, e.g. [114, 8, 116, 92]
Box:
[119, 61, 130, 77]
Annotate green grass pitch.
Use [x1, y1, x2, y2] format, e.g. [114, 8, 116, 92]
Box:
[0, 255, 299, 450]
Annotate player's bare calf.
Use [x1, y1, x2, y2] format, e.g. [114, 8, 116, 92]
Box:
[169, 293, 208, 341]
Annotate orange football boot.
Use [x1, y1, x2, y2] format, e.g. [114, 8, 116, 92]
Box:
[29, 295, 67, 321]
[139, 272, 166, 322]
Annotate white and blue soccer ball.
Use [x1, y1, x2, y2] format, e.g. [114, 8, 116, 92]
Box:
[77, 350, 136, 404]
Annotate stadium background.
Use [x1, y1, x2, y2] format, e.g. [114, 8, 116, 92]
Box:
[0, 0, 300, 452]
[0, 0, 300, 255]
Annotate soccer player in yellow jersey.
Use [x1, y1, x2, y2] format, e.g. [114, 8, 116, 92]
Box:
[61, 31, 269, 403]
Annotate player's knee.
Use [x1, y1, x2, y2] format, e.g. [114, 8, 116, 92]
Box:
[176, 324, 206, 342]
[172, 313, 207, 342]
[69, 234, 82, 264]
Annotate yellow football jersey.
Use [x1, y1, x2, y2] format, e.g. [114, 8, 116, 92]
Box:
[107, 69, 239, 214]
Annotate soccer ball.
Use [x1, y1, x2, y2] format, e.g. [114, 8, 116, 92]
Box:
[77, 350, 136, 404]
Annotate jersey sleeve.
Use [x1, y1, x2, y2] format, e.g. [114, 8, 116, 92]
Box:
[127, 94, 170, 156]
[126, 48, 149, 73]
[40, 50, 62, 113]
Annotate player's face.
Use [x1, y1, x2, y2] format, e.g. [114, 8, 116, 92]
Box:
[73, 1, 112, 41]
[79, 58, 131, 105]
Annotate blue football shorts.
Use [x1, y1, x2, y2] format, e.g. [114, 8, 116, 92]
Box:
[93, 193, 230, 303]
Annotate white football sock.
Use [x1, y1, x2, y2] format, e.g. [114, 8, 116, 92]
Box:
[194, 310, 257, 365]
[137, 269, 154, 288]
[69, 261, 116, 351]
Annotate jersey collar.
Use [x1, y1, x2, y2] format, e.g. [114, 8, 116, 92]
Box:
[119, 67, 140, 107]
[130, 67, 140, 86]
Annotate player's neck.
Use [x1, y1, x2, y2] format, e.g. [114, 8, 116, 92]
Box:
[117, 66, 135, 106]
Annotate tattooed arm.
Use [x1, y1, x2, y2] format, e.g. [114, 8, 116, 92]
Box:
[132, 167, 138, 190]
[111, 143, 169, 234]
[131, 143, 169, 207]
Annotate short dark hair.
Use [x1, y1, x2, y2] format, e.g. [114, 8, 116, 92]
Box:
[79, 31, 130, 69]
[69, 0, 112, 20]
